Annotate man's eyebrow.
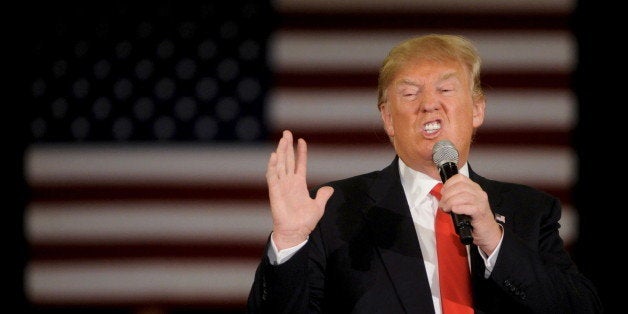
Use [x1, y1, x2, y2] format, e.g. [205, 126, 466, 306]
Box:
[439, 71, 458, 82]
[396, 78, 420, 87]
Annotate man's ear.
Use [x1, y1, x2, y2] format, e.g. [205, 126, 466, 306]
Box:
[472, 97, 486, 128]
[380, 103, 394, 137]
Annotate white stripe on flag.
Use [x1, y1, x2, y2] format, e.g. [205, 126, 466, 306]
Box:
[26, 260, 259, 303]
[26, 145, 575, 187]
[272, 30, 574, 72]
[268, 89, 575, 131]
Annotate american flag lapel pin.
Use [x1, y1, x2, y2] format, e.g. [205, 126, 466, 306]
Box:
[494, 213, 506, 224]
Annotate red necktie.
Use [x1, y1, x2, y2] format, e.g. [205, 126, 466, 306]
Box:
[430, 182, 474, 314]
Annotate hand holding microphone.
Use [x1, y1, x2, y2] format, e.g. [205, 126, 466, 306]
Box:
[432, 140, 474, 245]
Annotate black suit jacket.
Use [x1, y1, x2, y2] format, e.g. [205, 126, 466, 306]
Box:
[248, 156, 602, 313]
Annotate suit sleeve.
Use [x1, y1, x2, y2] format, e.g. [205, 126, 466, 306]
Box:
[247, 182, 346, 313]
[487, 195, 603, 313]
[247, 226, 328, 313]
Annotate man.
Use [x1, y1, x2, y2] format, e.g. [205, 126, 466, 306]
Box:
[247, 34, 602, 313]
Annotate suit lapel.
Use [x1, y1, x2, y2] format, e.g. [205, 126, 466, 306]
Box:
[364, 157, 435, 314]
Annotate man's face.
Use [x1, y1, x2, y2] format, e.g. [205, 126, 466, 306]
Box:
[380, 57, 485, 178]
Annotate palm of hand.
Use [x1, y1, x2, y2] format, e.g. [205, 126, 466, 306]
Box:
[266, 130, 333, 249]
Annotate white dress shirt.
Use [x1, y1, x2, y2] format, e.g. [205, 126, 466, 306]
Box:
[398, 158, 502, 314]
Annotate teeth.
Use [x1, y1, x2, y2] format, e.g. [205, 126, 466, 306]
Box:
[424, 121, 441, 133]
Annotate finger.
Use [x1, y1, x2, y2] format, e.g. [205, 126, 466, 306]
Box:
[441, 174, 465, 191]
[315, 186, 334, 209]
[284, 130, 296, 174]
[450, 204, 475, 216]
[441, 192, 473, 213]
[295, 138, 308, 177]
[266, 152, 278, 183]
[275, 135, 287, 177]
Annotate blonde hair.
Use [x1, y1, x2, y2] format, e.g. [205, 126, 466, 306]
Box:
[377, 34, 484, 109]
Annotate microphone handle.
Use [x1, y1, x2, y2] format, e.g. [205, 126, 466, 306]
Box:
[452, 213, 473, 245]
[438, 162, 474, 245]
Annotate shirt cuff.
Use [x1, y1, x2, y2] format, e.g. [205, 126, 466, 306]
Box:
[477, 223, 505, 278]
[267, 233, 309, 265]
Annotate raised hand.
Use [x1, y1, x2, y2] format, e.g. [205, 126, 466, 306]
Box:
[266, 130, 334, 250]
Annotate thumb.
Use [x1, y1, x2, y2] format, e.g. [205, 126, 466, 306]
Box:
[314, 186, 334, 208]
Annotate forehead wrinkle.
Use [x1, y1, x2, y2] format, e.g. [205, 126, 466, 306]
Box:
[395, 70, 460, 88]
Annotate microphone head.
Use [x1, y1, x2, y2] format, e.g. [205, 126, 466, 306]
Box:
[432, 140, 459, 166]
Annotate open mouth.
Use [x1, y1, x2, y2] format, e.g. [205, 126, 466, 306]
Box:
[424, 120, 441, 134]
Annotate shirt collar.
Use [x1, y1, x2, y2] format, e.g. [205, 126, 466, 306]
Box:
[398, 157, 470, 204]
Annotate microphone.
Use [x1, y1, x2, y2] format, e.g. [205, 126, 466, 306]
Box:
[432, 140, 473, 245]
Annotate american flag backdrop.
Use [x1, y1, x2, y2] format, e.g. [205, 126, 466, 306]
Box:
[23, 1, 580, 313]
